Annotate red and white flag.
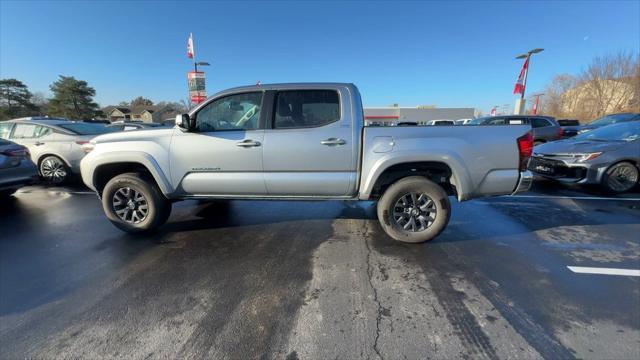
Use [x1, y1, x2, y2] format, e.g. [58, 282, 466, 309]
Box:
[490, 107, 497, 116]
[187, 33, 194, 59]
[513, 57, 528, 94]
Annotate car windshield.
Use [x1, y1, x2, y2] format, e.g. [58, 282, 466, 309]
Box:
[589, 113, 638, 126]
[58, 123, 116, 135]
[574, 122, 640, 142]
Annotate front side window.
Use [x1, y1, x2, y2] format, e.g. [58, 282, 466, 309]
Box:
[274, 90, 340, 129]
[195, 92, 263, 132]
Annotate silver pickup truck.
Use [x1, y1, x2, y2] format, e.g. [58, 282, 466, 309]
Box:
[81, 83, 533, 243]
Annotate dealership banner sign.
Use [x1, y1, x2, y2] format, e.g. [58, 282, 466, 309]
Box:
[187, 71, 206, 104]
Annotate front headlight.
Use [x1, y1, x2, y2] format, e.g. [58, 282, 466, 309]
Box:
[576, 152, 603, 162]
[577, 129, 591, 134]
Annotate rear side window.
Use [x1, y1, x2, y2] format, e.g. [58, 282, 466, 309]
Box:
[532, 118, 551, 128]
[274, 90, 340, 129]
[0, 123, 13, 139]
[486, 118, 507, 125]
[11, 124, 38, 139]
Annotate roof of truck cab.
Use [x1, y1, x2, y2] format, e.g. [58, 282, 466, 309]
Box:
[214, 82, 356, 94]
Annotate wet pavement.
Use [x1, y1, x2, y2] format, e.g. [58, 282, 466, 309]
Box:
[1, 181, 639, 359]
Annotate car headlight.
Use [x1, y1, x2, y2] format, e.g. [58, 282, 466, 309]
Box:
[577, 129, 591, 134]
[576, 152, 603, 162]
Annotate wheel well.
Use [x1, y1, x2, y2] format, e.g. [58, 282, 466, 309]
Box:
[93, 162, 157, 195]
[370, 162, 456, 199]
[37, 154, 70, 168]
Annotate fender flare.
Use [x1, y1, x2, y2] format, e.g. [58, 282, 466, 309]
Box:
[358, 150, 474, 201]
[85, 151, 174, 196]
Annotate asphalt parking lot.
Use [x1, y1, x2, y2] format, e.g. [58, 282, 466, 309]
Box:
[1, 181, 639, 359]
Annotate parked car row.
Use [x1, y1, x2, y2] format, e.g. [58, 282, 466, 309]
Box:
[0, 117, 172, 192]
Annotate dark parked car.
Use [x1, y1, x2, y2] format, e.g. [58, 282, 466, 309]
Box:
[529, 121, 640, 193]
[473, 115, 563, 145]
[564, 113, 640, 138]
[0, 138, 38, 197]
[557, 119, 582, 138]
[557, 119, 580, 126]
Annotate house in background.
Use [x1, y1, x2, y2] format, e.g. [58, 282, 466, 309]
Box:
[102, 105, 181, 123]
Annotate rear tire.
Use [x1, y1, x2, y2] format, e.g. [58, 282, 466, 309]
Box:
[601, 161, 639, 194]
[102, 172, 171, 233]
[377, 176, 451, 243]
[39, 155, 69, 184]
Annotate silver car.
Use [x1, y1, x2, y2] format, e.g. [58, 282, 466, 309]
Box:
[529, 122, 640, 193]
[0, 117, 115, 183]
[0, 138, 38, 197]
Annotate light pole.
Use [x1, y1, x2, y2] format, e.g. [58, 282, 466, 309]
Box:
[194, 61, 210, 73]
[514, 48, 543, 114]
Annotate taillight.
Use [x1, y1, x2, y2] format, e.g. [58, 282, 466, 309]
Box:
[557, 127, 564, 138]
[517, 132, 533, 171]
[75, 140, 90, 145]
[1, 147, 29, 157]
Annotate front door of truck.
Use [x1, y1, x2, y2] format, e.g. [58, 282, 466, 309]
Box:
[170, 91, 267, 195]
[262, 89, 357, 196]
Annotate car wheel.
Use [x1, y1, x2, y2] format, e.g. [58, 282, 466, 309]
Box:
[102, 172, 171, 234]
[377, 176, 451, 243]
[602, 161, 639, 194]
[39, 155, 69, 184]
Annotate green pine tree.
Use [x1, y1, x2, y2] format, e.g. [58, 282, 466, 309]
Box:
[47, 75, 101, 120]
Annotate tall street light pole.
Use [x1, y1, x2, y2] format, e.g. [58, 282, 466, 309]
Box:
[195, 61, 210, 73]
[514, 48, 544, 114]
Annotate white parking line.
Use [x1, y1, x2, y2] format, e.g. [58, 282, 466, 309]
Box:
[511, 195, 640, 201]
[567, 266, 640, 277]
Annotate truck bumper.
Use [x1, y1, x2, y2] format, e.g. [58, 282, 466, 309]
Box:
[511, 170, 533, 195]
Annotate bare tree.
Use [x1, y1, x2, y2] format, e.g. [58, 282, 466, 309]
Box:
[541, 74, 579, 119]
[538, 52, 639, 122]
[577, 52, 639, 118]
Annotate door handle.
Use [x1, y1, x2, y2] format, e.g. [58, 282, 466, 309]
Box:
[236, 139, 261, 147]
[35, 141, 45, 146]
[321, 138, 346, 146]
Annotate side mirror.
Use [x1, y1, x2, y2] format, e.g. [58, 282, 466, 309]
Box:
[176, 114, 192, 130]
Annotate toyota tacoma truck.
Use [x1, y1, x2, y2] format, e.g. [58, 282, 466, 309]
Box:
[81, 83, 533, 243]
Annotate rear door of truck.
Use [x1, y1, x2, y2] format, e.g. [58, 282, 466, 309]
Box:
[261, 86, 359, 196]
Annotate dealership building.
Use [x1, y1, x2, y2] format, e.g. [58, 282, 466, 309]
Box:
[364, 106, 478, 125]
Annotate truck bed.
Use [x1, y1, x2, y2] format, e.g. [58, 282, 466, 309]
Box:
[359, 125, 531, 201]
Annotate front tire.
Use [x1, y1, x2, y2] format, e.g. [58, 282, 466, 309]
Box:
[102, 172, 171, 233]
[377, 176, 451, 243]
[601, 161, 639, 194]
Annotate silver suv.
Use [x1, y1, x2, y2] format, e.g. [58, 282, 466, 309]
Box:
[0, 117, 115, 183]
